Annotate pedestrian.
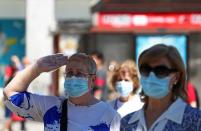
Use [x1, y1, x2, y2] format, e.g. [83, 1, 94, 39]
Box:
[4, 61, 15, 131]
[4, 53, 120, 131]
[121, 44, 201, 131]
[109, 60, 143, 118]
[4, 56, 26, 131]
[107, 60, 119, 100]
[90, 51, 107, 101]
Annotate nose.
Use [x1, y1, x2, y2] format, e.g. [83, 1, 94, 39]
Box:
[149, 72, 155, 76]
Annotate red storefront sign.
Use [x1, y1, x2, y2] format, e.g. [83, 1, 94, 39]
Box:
[94, 13, 201, 30]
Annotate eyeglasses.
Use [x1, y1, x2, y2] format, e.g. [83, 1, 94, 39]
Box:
[64, 70, 93, 78]
[139, 64, 177, 78]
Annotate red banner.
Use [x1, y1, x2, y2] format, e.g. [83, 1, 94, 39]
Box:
[94, 13, 201, 29]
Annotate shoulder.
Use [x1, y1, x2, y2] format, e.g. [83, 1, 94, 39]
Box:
[100, 101, 120, 120]
[121, 111, 136, 124]
[178, 104, 201, 129]
[103, 101, 117, 114]
[183, 105, 201, 121]
[121, 109, 140, 126]
[165, 105, 201, 130]
[120, 110, 140, 130]
[107, 99, 116, 107]
[29, 93, 65, 107]
[6, 91, 64, 107]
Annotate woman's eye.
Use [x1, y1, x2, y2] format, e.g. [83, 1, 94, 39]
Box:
[77, 73, 83, 77]
[117, 79, 122, 81]
[68, 72, 73, 76]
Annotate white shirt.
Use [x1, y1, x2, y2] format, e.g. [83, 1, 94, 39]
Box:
[4, 92, 121, 131]
[109, 94, 144, 118]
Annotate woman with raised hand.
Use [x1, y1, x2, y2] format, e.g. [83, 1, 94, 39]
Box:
[4, 53, 120, 131]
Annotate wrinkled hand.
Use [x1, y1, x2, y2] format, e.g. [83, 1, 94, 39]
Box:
[35, 53, 68, 73]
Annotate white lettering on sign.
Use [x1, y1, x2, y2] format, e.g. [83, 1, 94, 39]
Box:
[102, 15, 131, 27]
[149, 16, 164, 23]
[191, 14, 201, 24]
[165, 17, 176, 23]
[96, 13, 201, 29]
[132, 15, 148, 26]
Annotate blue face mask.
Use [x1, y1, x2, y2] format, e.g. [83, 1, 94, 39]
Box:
[116, 81, 133, 97]
[140, 72, 171, 99]
[64, 76, 89, 97]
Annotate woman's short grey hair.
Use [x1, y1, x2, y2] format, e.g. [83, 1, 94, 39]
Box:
[69, 53, 97, 74]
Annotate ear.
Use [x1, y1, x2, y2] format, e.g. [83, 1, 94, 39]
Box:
[89, 75, 96, 89]
[173, 72, 180, 84]
[91, 75, 96, 82]
[92, 75, 96, 82]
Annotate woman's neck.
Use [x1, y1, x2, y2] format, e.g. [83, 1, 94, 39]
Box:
[69, 93, 99, 106]
[146, 94, 173, 111]
[144, 94, 173, 129]
[119, 94, 134, 103]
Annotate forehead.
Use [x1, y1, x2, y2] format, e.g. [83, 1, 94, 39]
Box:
[148, 57, 172, 68]
[119, 67, 129, 74]
[66, 58, 88, 72]
[118, 68, 131, 79]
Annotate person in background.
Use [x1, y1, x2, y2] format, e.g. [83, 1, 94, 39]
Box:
[109, 60, 143, 118]
[4, 55, 26, 131]
[90, 51, 108, 101]
[4, 58, 16, 86]
[4, 58, 16, 131]
[11, 55, 24, 71]
[107, 60, 119, 100]
[4, 53, 120, 131]
[11, 55, 26, 130]
[121, 44, 201, 131]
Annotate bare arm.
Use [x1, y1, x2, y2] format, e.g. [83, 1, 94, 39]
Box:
[3, 53, 68, 99]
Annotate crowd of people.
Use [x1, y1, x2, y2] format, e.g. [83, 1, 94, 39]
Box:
[3, 44, 201, 131]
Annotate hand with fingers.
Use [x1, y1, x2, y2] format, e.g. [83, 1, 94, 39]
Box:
[35, 53, 68, 73]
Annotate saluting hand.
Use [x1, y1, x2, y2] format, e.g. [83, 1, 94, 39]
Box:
[35, 53, 68, 73]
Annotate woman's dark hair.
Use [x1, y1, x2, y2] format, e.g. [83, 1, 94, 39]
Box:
[138, 44, 187, 104]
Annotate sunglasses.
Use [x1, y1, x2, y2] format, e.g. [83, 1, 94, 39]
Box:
[139, 64, 177, 78]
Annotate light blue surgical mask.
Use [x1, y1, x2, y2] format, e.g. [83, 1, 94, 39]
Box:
[64, 76, 89, 97]
[116, 81, 133, 97]
[140, 72, 171, 99]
